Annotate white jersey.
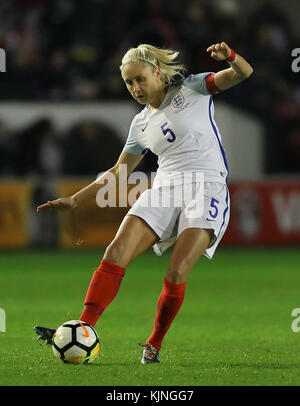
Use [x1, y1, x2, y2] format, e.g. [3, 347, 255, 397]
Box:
[123, 73, 228, 187]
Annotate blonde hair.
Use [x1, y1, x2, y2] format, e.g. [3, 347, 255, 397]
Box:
[120, 44, 186, 84]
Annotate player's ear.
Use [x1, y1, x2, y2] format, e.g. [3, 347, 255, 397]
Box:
[155, 67, 161, 80]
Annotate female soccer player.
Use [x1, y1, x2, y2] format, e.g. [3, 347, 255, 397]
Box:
[35, 42, 253, 364]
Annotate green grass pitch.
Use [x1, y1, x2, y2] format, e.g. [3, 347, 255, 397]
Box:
[0, 247, 300, 386]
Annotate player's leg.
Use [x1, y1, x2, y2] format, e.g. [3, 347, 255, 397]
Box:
[143, 181, 230, 358]
[166, 228, 214, 284]
[35, 215, 159, 344]
[79, 214, 159, 326]
[143, 228, 213, 361]
[103, 214, 160, 267]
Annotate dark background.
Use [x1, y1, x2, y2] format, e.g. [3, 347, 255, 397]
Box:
[0, 0, 299, 177]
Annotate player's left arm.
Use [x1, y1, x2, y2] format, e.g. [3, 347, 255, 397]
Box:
[206, 42, 253, 91]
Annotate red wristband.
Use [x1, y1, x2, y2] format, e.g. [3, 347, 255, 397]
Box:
[226, 48, 236, 62]
[205, 73, 220, 94]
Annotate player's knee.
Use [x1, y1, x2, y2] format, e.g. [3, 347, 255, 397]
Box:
[167, 258, 193, 283]
[103, 239, 129, 268]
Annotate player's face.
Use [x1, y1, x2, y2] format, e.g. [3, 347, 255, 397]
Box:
[121, 62, 163, 105]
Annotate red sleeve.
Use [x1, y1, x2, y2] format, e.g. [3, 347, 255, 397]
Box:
[205, 73, 220, 95]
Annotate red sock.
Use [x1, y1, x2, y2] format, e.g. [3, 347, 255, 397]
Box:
[79, 259, 125, 326]
[146, 277, 186, 351]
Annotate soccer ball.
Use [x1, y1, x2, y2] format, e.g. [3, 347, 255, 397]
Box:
[52, 320, 100, 364]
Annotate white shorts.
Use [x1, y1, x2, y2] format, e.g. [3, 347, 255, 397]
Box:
[123, 182, 230, 260]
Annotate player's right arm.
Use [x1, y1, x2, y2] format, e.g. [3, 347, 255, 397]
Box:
[36, 151, 144, 212]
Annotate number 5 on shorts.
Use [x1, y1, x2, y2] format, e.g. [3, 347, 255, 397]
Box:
[209, 198, 219, 218]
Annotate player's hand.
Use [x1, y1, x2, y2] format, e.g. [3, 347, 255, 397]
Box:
[207, 42, 231, 61]
[36, 197, 77, 212]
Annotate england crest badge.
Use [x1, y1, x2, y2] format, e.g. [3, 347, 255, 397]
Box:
[172, 91, 185, 109]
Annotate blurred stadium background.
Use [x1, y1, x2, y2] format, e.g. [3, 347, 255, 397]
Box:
[0, 0, 299, 250]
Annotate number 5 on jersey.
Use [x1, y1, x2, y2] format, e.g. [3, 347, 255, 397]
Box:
[161, 122, 176, 143]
